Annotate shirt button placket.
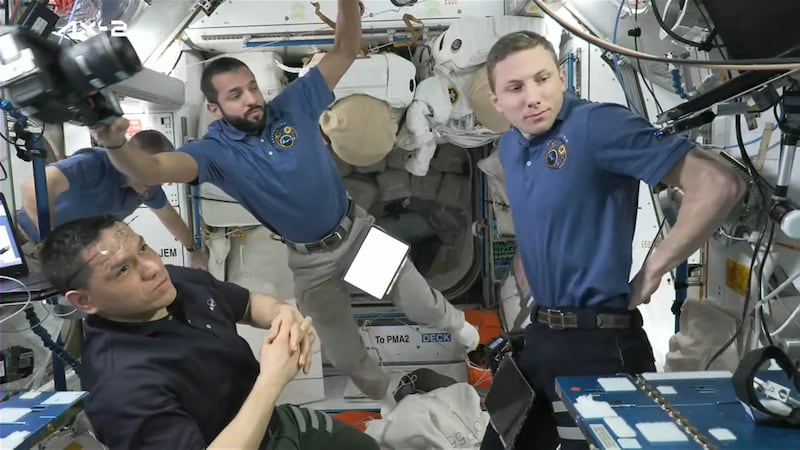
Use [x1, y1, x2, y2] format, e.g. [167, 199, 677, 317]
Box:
[261, 138, 274, 156]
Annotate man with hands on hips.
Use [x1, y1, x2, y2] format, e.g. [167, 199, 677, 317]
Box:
[478, 31, 745, 450]
[38, 215, 379, 449]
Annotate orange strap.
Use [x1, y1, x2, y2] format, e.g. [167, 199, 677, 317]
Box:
[311, 2, 369, 54]
[312, 2, 337, 29]
[394, 14, 424, 48]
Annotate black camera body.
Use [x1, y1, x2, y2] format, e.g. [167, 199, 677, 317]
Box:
[0, 25, 143, 127]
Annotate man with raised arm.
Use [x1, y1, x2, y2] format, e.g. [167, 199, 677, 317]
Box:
[90, 0, 480, 411]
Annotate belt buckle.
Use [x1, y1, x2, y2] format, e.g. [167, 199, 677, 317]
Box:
[546, 309, 566, 330]
[321, 229, 343, 249]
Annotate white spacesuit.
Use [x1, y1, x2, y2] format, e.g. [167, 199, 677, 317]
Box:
[399, 16, 556, 176]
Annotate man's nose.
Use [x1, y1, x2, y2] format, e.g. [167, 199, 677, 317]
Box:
[139, 257, 160, 280]
[524, 81, 543, 108]
[243, 90, 260, 106]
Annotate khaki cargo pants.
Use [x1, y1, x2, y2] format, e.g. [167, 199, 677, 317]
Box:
[287, 203, 467, 400]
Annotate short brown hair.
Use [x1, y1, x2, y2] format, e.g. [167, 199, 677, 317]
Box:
[129, 130, 175, 155]
[486, 31, 559, 92]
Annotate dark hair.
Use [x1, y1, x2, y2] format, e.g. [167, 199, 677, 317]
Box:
[40, 215, 122, 293]
[200, 57, 250, 104]
[129, 130, 174, 155]
[486, 31, 559, 92]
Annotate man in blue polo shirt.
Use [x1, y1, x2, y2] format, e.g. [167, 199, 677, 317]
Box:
[38, 216, 378, 449]
[15, 130, 207, 271]
[88, 0, 479, 411]
[479, 31, 744, 449]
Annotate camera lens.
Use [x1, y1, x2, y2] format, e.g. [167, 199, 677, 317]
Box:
[59, 32, 142, 95]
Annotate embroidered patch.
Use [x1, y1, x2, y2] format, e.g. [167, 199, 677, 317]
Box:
[447, 85, 459, 104]
[271, 121, 297, 149]
[544, 136, 568, 169]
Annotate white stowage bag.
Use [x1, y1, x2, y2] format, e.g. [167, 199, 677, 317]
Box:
[664, 297, 741, 372]
[364, 383, 489, 449]
[477, 147, 515, 237]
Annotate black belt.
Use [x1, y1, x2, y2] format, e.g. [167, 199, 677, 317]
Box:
[282, 200, 355, 254]
[534, 306, 640, 330]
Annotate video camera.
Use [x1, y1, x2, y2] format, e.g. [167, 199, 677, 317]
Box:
[0, 25, 142, 128]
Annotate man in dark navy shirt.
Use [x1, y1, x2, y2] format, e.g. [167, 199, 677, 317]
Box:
[38, 216, 379, 450]
[478, 31, 745, 449]
[89, 0, 480, 411]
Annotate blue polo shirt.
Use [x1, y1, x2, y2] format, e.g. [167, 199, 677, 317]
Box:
[500, 93, 695, 310]
[80, 265, 275, 449]
[180, 67, 347, 243]
[16, 148, 167, 242]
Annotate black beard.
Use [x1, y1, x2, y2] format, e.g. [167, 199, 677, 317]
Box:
[222, 106, 265, 134]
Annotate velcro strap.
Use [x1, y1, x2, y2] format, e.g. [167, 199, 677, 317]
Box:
[732, 345, 800, 426]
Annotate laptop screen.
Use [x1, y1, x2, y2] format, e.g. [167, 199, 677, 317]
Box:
[0, 193, 26, 276]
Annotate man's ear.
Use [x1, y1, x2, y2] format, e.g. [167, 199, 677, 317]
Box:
[64, 289, 99, 315]
[491, 92, 503, 114]
[206, 102, 222, 120]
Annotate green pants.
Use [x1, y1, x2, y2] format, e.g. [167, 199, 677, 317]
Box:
[267, 405, 379, 450]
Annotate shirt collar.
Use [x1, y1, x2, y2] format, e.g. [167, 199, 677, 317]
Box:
[208, 119, 248, 141]
[86, 296, 186, 336]
[556, 90, 581, 122]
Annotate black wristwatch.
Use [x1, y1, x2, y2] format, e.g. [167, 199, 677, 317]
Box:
[186, 244, 198, 252]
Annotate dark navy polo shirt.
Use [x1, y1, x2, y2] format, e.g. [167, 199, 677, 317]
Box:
[500, 93, 694, 310]
[16, 148, 167, 242]
[180, 67, 348, 243]
[80, 265, 274, 449]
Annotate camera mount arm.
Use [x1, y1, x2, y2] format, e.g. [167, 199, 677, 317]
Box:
[0, 99, 51, 240]
[0, 98, 79, 391]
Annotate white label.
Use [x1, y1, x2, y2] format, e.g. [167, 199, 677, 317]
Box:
[605, 417, 637, 438]
[589, 424, 621, 449]
[31, 17, 48, 35]
[709, 428, 737, 441]
[0, 407, 31, 423]
[575, 395, 619, 419]
[618, 438, 642, 449]
[598, 377, 637, 392]
[656, 385, 677, 395]
[636, 422, 689, 443]
[18, 391, 42, 400]
[42, 391, 84, 405]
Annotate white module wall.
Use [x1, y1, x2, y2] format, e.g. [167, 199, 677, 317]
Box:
[123, 112, 192, 267]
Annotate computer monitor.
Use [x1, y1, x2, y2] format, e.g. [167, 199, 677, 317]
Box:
[0, 192, 30, 278]
[657, 1, 800, 124]
[697, 0, 800, 60]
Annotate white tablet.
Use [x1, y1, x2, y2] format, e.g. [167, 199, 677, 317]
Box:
[343, 225, 410, 299]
